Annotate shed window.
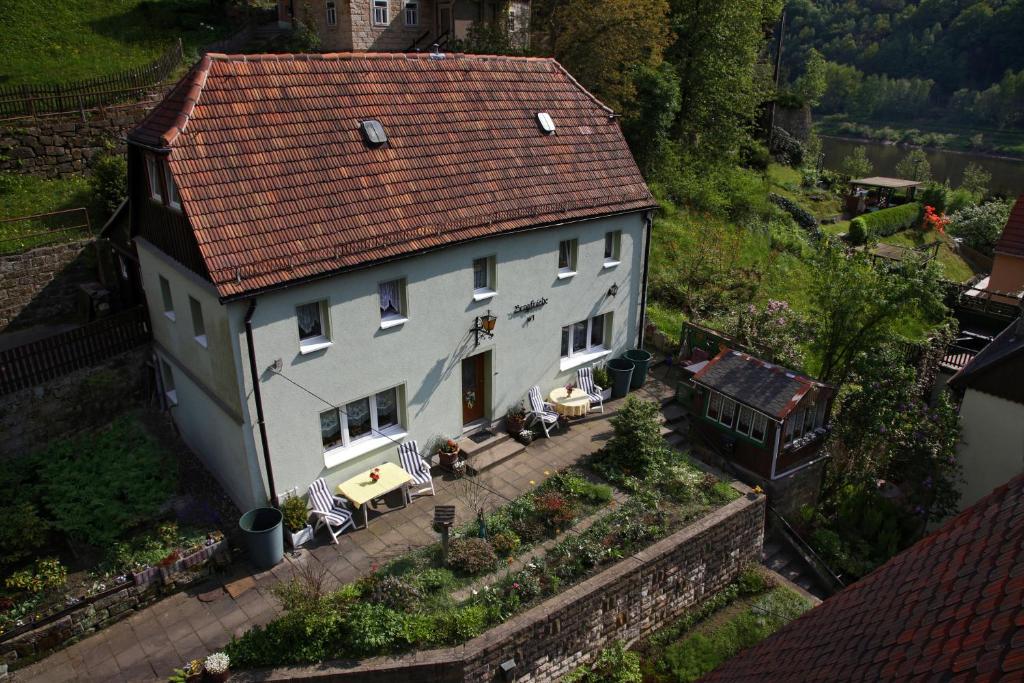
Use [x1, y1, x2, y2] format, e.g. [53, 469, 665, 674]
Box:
[707, 392, 722, 420]
[736, 405, 752, 435]
[719, 397, 737, 428]
[751, 413, 768, 442]
[373, 0, 388, 25]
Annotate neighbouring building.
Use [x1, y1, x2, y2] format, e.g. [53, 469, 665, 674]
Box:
[985, 193, 1024, 296]
[948, 312, 1024, 510]
[127, 52, 655, 511]
[276, 0, 529, 53]
[702, 472, 1024, 682]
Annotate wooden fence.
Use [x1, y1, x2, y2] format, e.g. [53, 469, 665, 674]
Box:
[0, 307, 150, 395]
[0, 39, 182, 119]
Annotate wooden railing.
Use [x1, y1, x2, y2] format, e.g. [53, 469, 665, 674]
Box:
[0, 208, 93, 255]
[0, 39, 182, 119]
[0, 307, 150, 395]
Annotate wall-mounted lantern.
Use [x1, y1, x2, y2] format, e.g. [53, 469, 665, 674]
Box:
[472, 310, 497, 347]
[607, 283, 619, 297]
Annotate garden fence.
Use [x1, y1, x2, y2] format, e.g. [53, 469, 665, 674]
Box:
[0, 306, 150, 395]
[0, 207, 93, 255]
[0, 39, 182, 119]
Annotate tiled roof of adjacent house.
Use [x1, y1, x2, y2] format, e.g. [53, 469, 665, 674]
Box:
[702, 473, 1024, 682]
[995, 194, 1024, 258]
[130, 52, 656, 299]
[949, 316, 1024, 403]
[691, 349, 823, 419]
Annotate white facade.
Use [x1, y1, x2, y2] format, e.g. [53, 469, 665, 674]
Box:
[956, 388, 1024, 509]
[139, 213, 649, 510]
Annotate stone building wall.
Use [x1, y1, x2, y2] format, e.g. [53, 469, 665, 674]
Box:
[775, 105, 813, 143]
[0, 239, 96, 331]
[298, 0, 436, 51]
[236, 489, 765, 682]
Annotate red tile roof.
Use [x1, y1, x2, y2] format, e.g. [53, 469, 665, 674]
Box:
[130, 52, 656, 299]
[995, 194, 1024, 258]
[702, 473, 1024, 682]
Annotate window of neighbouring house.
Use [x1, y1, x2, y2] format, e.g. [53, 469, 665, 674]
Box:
[472, 256, 496, 300]
[557, 239, 577, 277]
[373, 0, 388, 25]
[189, 296, 207, 348]
[296, 300, 330, 353]
[161, 360, 177, 405]
[146, 154, 163, 202]
[405, 0, 418, 25]
[326, 0, 338, 25]
[379, 279, 407, 328]
[166, 171, 182, 211]
[320, 387, 405, 463]
[560, 313, 611, 369]
[603, 231, 621, 267]
[159, 276, 174, 321]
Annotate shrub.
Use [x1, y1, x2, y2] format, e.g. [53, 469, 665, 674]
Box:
[364, 573, 422, 611]
[447, 537, 497, 575]
[490, 531, 521, 557]
[0, 502, 48, 567]
[344, 602, 405, 655]
[602, 397, 667, 478]
[90, 152, 127, 217]
[852, 202, 921, 241]
[593, 365, 610, 389]
[533, 492, 576, 531]
[768, 193, 819, 235]
[434, 604, 490, 642]
[848, 216, 869, 244]
[564, 642, 642, 683]
[280, 496, 309, 532]
[4, 558, 67, 594]
[415, 567, 455, 593]
[948, 199, 1013, 254]
[919, 183, 949, 216]
[225, 608, 344, 667]
[769, 126, 805, 167]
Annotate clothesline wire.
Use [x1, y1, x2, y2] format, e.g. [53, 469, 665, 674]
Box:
[268, 368, 514, 503]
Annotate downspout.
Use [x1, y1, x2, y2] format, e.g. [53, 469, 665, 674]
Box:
[637, 209, 654, 348]
[244, 299, 278, 506]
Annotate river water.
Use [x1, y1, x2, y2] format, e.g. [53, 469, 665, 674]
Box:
[820, 136, 1024, 197]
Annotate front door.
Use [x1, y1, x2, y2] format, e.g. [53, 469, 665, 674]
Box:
[461, 353, 486, 425]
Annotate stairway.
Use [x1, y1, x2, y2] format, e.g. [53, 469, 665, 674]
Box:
[458, 429, 525, 474]
[761, 532, 829, 600]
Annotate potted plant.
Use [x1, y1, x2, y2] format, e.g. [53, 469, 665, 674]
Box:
[281, 496, 313, 549]
[505, 402, 526, 434]
[593, 365, 612, 401]
[203, 651, 230, 682]
[437, 437, 461, 470]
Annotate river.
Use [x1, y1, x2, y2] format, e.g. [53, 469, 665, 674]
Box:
[820, 136, 1024, 197]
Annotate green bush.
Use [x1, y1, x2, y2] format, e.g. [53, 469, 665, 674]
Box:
[564, 642, 642, 683]
[592, 365, 610, 389]
[602, 397, 667, 478]
[490, 531, 521, 557]
[414, 567, 455, 593]
[90, 153, 127, 217]
[447, 537, 497, 575]
[364, 574, 422, 611]
[919, 183, 949, 216]
[280, 496, 309, 532]
[848, 217, 869, 244]
[850, 202, 921, 242]
[5, 557, 66, 593]
[0, 502, 48, 567]
[344, 603, 405, 655]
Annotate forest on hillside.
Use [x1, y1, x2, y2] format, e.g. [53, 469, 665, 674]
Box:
[780, 0, 1024, 128]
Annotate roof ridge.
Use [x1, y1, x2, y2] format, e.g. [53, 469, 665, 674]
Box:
[203, 51, 561, 64]
[157, 54, 213, 148]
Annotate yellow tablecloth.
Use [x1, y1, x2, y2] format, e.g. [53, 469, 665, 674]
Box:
[336, 462, 413, 508]
[549, 387, 591, 417]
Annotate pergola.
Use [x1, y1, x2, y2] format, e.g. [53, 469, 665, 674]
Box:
[847, 176, 924, 214]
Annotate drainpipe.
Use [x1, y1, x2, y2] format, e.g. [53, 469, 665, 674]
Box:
[637, 210, 654, 348]
[244, 299, 278, 506]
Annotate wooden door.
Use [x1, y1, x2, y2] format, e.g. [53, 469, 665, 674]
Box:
[461, 354, 485, 425]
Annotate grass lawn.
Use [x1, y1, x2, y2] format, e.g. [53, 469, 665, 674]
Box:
[877, 229, 977, 283]
[0, 173, 98, 253]
[0, 0, 240, 87]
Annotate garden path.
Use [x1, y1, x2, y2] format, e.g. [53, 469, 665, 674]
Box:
[13, 365, 678, 682]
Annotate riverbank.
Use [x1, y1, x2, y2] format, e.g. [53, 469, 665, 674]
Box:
[815, 115, 1024, 159]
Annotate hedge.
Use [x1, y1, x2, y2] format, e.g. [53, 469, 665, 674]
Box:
[848, 202, 921, 244]
[769, 192, 821, 240]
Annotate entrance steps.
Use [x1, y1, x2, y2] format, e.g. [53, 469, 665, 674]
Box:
[458, 429, 525, 474]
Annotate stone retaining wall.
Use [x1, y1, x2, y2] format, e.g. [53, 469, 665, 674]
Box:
[236, 488, 765, 682]
[0, 239, 96, 332]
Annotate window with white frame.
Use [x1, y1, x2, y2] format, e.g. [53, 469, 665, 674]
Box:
[296, 300, 330, 352]
[560, 312, 609, 360]
[167, 172, 182, 211]
[320, 387, 402, 453]
[732, 402, 770, 443]
[159, 276, 174, 321]
[472, 256, 496, 299]
[603, 231, 621, 266]
[379, 279, 407, 327]
[707, 392, 722, 421]
[373, 0, 388, 25]
[736, 405, 752, 435]
[146, 154, 163, 202]
[557, 239, 577, 277]
[719, 397, 737, 428]
[405, 0, 418, 25]
[189, 296, 207, 347]
[326, 0, 338, 25]
[751, 413, 768, 442]
[161, 360, 177, 405]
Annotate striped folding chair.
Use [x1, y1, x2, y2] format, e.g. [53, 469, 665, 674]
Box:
[307, 477, 355, 543]
[398, 440, 435, 500]
[526, 385, 561, 437]
[577, 366, 604, 413]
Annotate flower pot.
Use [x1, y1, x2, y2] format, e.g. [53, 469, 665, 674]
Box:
[600, 388, 612, 401]
[286, 524, 314, 549]
[132, 565, 160, 587]
[439, 447, 461, 469]
[204, 671, 229, 683]
[506, 416, 525, 434]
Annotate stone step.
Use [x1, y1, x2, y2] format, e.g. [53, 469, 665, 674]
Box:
[662, 402, 687, 424]
[466, 439, 525, 474]
[664, 432, 687, 450]
[458, 429, 510, 458]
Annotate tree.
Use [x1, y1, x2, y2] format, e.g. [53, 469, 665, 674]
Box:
[948, 199, 1014, 254]
[839, 146, 873, 178]
[621, 62, 681, 175]
[894, 149, 932, 182]
[960, 162, 991, 196]
[551, 0, 672, 113]
[808, 243, 945, 384]
[729, 300, 807, 370]
[793, 48, 827, 107]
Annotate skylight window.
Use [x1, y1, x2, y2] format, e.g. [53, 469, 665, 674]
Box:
[360, 119, 388, 146]
[536, 112, 556, 134]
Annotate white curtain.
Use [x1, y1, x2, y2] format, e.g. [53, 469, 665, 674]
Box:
[297, 303, 320, 336]
[346, 398, 370, 425]
[320, 410, 340, 439]
[379, 281, 401, 314]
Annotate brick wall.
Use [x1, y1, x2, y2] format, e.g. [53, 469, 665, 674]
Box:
[300, 0, 436, 51]
[0, 239, 96, 332]
[235, 490, 765, 682]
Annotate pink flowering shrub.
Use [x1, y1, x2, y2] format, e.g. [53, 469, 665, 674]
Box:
[729, 299, 807, 370]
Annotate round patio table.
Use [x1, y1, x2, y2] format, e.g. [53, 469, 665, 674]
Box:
[548, 387, 590, 417]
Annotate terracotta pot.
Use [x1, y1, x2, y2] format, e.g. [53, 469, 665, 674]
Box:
[507, 416, 525, 434]
[438, 447, 461, 468]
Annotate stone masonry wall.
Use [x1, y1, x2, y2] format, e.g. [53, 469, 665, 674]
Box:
[0, 101, 157, 178]
[0, 239, 96, 332]
[0, 345, 149, 461]
[236, 489, 765, 682]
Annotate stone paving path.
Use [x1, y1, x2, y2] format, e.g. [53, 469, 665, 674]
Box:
[13, 371, 677, 682]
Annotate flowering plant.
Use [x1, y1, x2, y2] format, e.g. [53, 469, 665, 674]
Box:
[922, 205, 948, 234]
[204, 651, 230, 674]
[564, 382, 576, 396]
[369, 467, 381, 483]
[439, 439, 459, 454]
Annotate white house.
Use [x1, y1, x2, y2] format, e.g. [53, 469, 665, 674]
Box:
[127, 52, 656, 511]
[948, 313, 1024, 510]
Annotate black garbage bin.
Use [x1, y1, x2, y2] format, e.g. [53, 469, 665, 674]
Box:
[607, 358, 634, 398]
[623, 349, 654, 389]
[239, 507, 284, 570]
